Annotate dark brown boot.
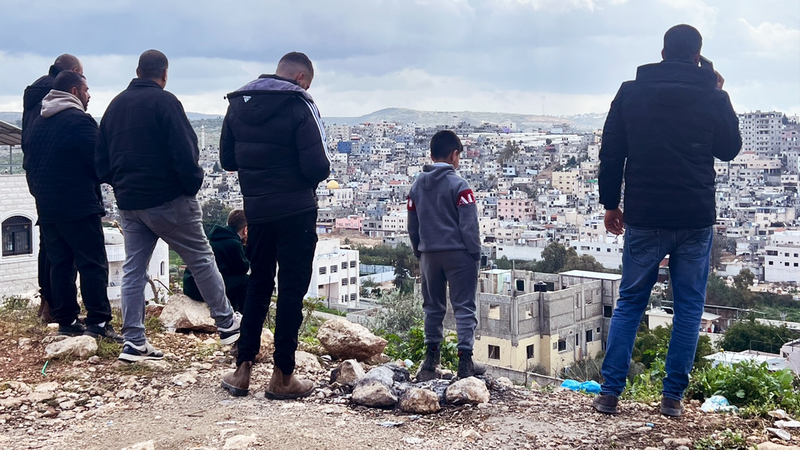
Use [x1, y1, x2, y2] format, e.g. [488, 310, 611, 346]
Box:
[264, 367, 314, 400]
[37, 298, 54, 324]
[221, 361, 252, 397]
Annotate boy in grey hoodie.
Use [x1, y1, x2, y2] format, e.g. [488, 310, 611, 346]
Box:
[408, 130, 485, 380]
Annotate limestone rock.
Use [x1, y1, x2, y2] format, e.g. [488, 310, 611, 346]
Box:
[445, 377, 490, 405]
[317, 318, 387, 361]
[159, 293, 216, 333]
[255, 328, 275, 361]
[664, 438, 693, 447]
[172, 370, 198, 386]
[757, 443, 800, 450]
[116, 389, 140, 400]
[34, 381, 58, 392]
[44, 335, 97, 359]
[363, 366, 395, 386]
[330, 359, 365, 386]
[140, 360, 171, 371]
[27, 392, 56, 403]
[223, 434, 257, 449]
[295, 351, 323, 373]
[399, 387, 441, 414]
[352, 378, 398, 408]
[121, 440, 155, 450]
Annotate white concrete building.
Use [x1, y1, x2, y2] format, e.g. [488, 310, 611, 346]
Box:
[308, 238, 360, 306]
[0, 174, 40, 297]
[764, 230, 800, 282]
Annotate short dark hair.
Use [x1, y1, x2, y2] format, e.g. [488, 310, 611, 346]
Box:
[52, 54, 81, 73]
[137, 49, 169, 79]
[430, 130, 463, 160]
[278, 52, 314, 77]
[53, 71, 86, 93]
[227, 209, 247, 233]
[663, 24, 702, 61]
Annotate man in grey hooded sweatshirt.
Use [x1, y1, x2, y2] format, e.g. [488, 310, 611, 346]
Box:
[408, 130, 485, 380]
[24, 71, 122, 343]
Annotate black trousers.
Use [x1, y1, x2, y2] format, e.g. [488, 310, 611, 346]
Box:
[237, 211, 317, 374]
[40, 214, 112, 326]
[37, 228, 61, 314]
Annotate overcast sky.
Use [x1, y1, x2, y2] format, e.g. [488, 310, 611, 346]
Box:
[0, 0, 798, 119]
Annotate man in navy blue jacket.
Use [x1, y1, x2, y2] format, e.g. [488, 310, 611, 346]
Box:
[594, 24, 741, 417]
[22, 54, 83, 323]
[24, 71, 121, 342]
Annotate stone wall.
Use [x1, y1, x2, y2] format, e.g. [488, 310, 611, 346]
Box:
[0, 175, 39, 297]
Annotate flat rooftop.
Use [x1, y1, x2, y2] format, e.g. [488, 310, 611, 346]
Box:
[560, 270, 622, 281]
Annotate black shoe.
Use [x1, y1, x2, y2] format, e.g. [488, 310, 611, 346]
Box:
[218, 312, 242, 345]
[58, 322, 86, 336]
[457, 350, 486, 378]
[416, 344, 441, 381]
[660, 397, 684, 417]
[592, 394, 619, 415]
[118, 341, 164, 362]
[85, 323, 124, 344]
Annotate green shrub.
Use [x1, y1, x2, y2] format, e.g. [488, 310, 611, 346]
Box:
[687, 360, 800, 416]
[383, 323, 459, 371]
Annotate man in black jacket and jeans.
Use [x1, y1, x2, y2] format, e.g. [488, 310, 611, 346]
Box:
[24, 71, 122, 342]
[220, 52, 330, 399]
[22, 54, 83, 323]
[593, 24, 741, 417]
[97, 50, 241, 362]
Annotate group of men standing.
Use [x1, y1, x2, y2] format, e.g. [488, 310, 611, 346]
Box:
[20, 22, 742, 410]
[22, 50, 328, 399]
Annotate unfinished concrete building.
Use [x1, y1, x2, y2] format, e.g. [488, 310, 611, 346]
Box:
[445, 269, 620, 377]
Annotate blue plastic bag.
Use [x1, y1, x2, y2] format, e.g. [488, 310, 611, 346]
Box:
[579, 380, 601, 394]
[560, 379, 581, 391]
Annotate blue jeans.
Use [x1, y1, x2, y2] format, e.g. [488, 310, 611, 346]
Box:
[119, 195, 234, 346]
[600, 225, 713, 400]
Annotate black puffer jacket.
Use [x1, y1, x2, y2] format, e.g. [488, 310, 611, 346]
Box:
[598, 60, 742, 229]
[96, 78, 203, 210]
[24, 91, 103, 223]
[21, 66, 60, 156]
[220, 75, 330, 224]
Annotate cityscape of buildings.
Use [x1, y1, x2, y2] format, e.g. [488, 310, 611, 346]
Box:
[1, 108, 799, 376]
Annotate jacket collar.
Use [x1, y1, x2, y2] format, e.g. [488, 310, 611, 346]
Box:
[40, 90, 86, 118]
[635, 60, 717, 89]
[127, 78, 164, 89]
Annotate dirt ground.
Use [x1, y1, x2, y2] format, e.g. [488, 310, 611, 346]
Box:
[0, 311, 783, 450]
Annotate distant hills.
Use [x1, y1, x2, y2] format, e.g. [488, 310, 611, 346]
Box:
[0, 108, 607, 131]
[325, 108, 607, 130]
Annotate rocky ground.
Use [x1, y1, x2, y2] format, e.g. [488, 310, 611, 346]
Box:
[0, 306, 796, 450]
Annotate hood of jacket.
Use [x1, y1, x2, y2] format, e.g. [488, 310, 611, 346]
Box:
[209, 225, 241, 243]
[418, 163, 455, 191]
[40, 90, 86, 118]
[226, 75, 315, 127]
[635, 60, 718, 107]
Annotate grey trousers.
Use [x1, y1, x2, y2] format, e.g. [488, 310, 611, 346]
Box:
[119, 195, 234, 346]
[419, 250, 479, 352]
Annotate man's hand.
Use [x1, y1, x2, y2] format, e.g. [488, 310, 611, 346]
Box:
[715, 71, 724, 90]
[604, 208, 624, 235]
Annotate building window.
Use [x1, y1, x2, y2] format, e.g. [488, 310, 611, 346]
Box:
[557, 339, 567, 352]
[586, 329, 593, 342]
[342, 278, 348, 286]
[350, 293, 357, 301]
[489, 304, 501, 320]
[350, 260, 356, 268]
[526, 344, 534, 359]
[318, 285, 324, 290]
[160, 261, 166, 276]
[603, 305, 613, 318]
[342, 262, 347, 269]
[2, 216, 32, 257]
[575, 334, 580, 346]
[331, 265, 337, 273]
[769, 261, 774, 265]
[319, 266, 326, 275]
[488, 345, 500, 360]
[350, 277, 356, 284]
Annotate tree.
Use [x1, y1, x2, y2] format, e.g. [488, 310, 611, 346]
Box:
[538, 242, 571, 273]
[718, 318, 797, 353]
[733, 268, 755, 292]
[633, 324, 713, 370]
[392, 243, 419, 294]
[202, 198, 232, 235]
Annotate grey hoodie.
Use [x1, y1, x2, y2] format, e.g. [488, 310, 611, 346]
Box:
[40, 90, 86, 118]
[407, 163, 481, 259]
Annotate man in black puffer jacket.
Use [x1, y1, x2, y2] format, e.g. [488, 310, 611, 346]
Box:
[22, 53, 83, 323]
[24, 71, 121, 342]
[594, 24, 741, 418]
[220, 52, 330, 400]
[97, 50, 240, 363]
